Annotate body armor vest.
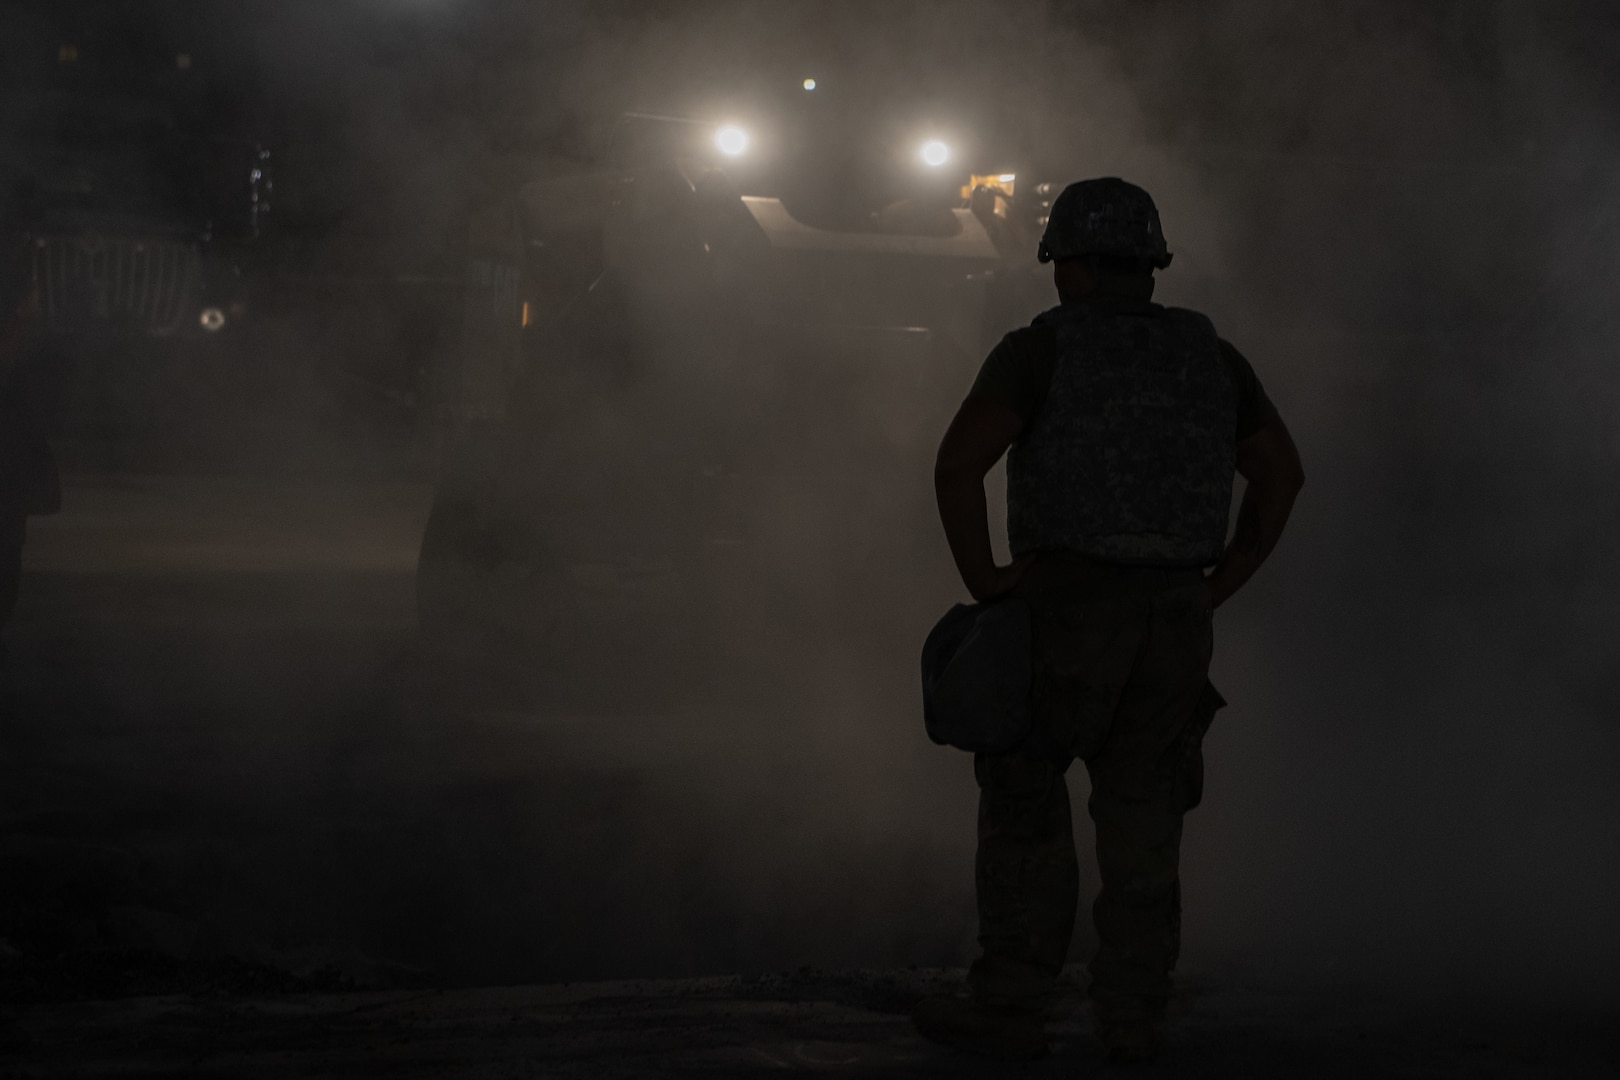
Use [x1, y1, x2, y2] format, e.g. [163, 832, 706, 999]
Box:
[1007, 303, 1237, 566]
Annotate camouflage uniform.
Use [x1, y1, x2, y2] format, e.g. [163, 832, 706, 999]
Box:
[969, 556, 1221, 1024]
[965, 180, 1254, 1032]
[1007, 302, 1236, 565]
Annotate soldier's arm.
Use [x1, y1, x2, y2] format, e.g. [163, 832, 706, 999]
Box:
[935, 397, 1029, 602]
[1205, 414, 1305, 609]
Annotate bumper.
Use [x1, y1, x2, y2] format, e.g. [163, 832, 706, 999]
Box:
[30, 232, 240, 339]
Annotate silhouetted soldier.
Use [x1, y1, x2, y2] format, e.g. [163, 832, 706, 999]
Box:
[915, 178, 1304, 1062]
[0, 183, 61, 668]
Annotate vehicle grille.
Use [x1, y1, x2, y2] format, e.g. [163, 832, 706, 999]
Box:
[31, 233, 201, 336]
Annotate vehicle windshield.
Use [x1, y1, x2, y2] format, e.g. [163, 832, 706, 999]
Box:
[5, 93, 219, 226]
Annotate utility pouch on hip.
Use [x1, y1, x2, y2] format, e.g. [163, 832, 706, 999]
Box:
[920, 598, 1032, 754]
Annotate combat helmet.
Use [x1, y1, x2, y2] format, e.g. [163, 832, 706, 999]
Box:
[1037, 177, 1173, 269]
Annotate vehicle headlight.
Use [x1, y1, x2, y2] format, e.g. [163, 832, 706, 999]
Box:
[198, 307, 226, 332]
[714, 125, 750, 157]
[919, 139, 951, 168]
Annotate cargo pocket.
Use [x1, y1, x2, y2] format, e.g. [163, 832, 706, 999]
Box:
[1180, 680, 1226, 811]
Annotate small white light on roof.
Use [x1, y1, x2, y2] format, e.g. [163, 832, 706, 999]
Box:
[715, 124, 749, 157]
[803, 77, 817, 91]
[920, 139, 950, 167]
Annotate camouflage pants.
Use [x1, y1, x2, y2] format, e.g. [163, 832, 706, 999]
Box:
[967, 557, 1220, 1020]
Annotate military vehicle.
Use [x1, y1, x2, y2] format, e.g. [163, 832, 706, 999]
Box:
[1, 24, 270, 455]
[418, 71, 1063, 681]
[12, 97, 261, 344]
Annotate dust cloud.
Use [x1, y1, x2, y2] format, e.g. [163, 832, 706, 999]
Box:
[4, 0, 1617, 1014]
[1048, 3, 1620, 1005]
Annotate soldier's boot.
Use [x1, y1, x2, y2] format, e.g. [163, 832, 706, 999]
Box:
[910, 993, 1048, 1061]
[943, 750, 1074, 1063]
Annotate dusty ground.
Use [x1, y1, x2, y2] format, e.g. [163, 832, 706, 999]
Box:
[1, 472, 1615, 1076]
[7, 968, 1617, 1078]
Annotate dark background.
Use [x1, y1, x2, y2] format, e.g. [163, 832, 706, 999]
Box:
[2, 0, 1618, 1029]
